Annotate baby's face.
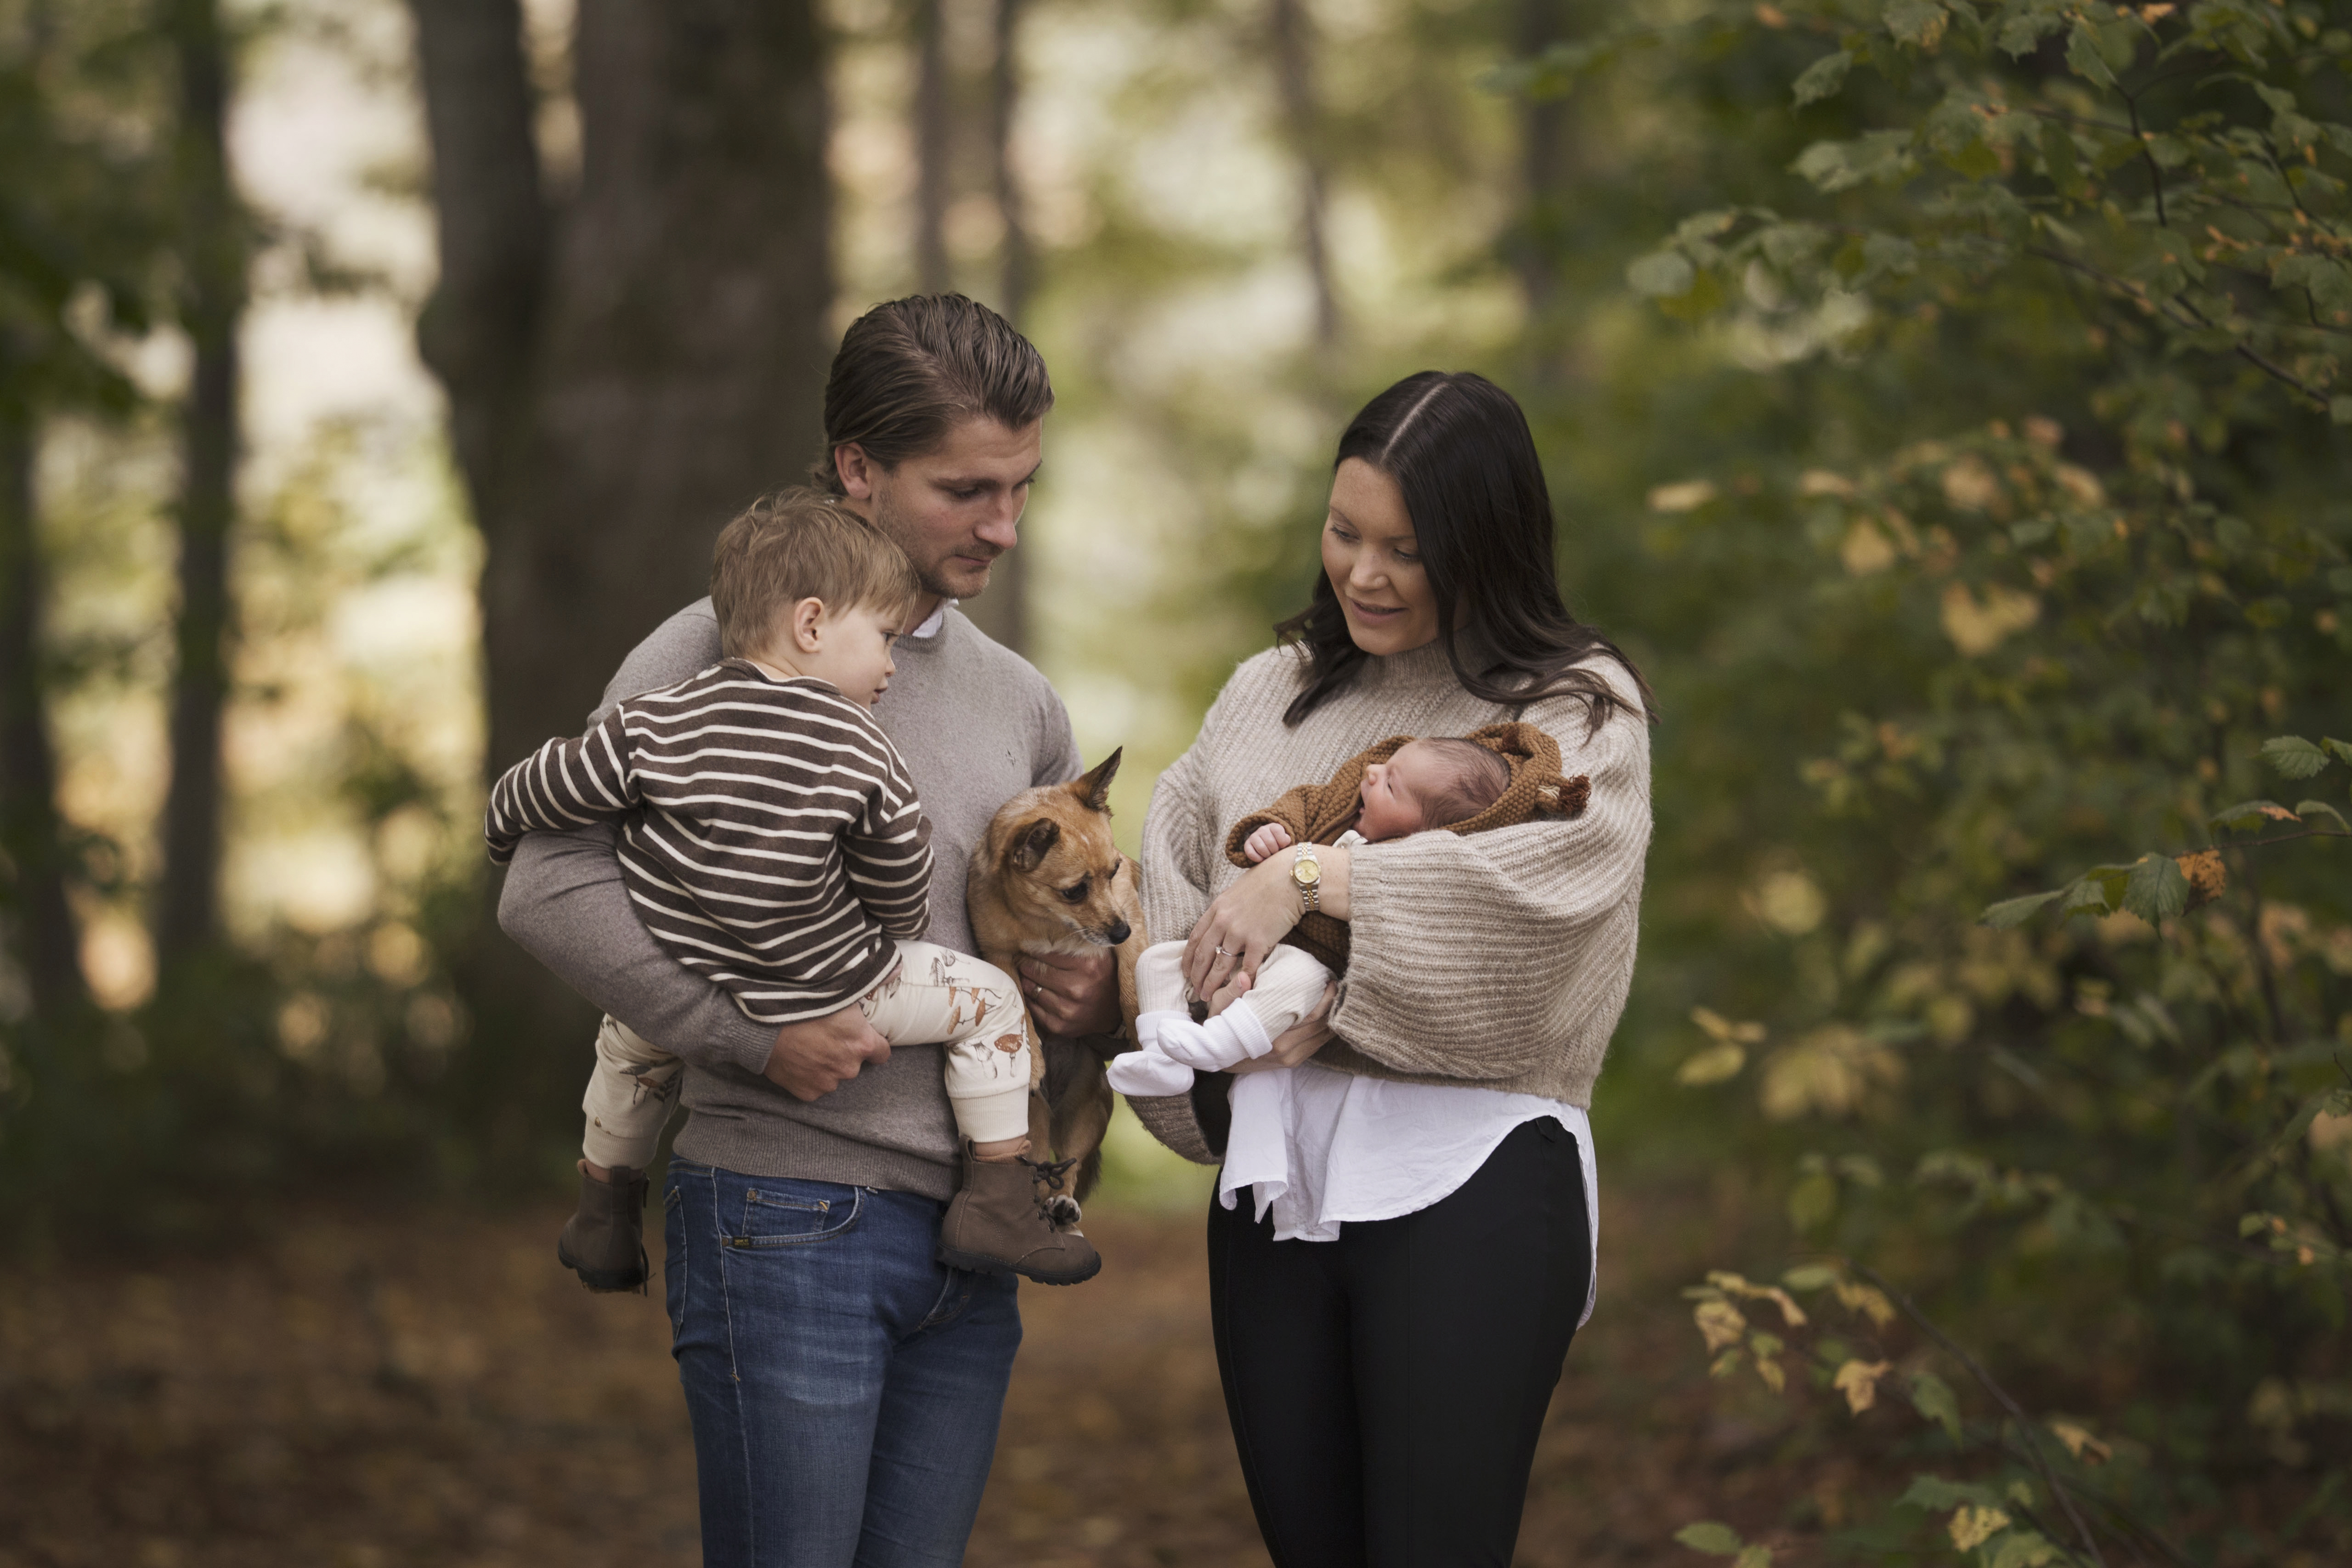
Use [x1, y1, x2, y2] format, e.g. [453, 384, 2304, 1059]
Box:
[1355, 742, 1448, 843]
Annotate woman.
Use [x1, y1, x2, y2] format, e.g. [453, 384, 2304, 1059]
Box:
[1130, 371, 1653, 1566]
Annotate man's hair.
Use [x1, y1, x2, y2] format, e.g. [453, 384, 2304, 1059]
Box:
[710, 488, 922, 658]
[809, 294, 1054, 492]
[1408, 738, 1512, 829]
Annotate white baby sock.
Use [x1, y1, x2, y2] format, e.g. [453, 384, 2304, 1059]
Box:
[1105, 1006, 1273, 1097]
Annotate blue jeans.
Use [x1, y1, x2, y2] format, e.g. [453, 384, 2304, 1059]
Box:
[663, 1160, 1023, 1567]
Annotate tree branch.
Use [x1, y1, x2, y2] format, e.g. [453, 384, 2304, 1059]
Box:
[2023, 245, 2332, 410]
[1853, 1264, 2109, 1566]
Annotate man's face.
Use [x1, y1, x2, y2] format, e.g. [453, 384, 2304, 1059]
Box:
[837, 417, 1043, 605]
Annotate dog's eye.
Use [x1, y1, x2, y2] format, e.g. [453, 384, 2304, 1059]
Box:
[1059, 878, 1090, 903]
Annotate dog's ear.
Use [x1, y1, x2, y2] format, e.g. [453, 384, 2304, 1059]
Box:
[1009, 816, 1062, 872]
[1071, 747, 1122, 814]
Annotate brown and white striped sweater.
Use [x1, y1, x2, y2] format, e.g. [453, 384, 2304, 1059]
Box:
[485, 658, 932, 1025]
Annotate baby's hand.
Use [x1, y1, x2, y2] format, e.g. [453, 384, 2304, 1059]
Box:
[1243, 823, 1295, 863]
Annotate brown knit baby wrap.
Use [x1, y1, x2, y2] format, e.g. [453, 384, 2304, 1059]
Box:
[1221, 721, 1591, 973]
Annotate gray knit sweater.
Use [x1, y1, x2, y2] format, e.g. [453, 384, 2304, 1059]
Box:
[494, 598, 1080, 1199]
[1127, 638, 1651, 1166]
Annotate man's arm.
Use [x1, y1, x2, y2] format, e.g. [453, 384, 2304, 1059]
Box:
[497, 821, 777, 1074]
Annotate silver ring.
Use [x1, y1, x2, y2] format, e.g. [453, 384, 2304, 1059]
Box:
[1214, 945, 1234, 957]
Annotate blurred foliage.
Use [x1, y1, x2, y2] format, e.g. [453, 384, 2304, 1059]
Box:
[0, 0, 2346, 1552]
[1496, 0, 2350, 1561]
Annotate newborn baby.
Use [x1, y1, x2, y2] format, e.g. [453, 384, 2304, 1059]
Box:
[1109, 725, 1584, 1096]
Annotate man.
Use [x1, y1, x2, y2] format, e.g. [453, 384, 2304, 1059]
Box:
[496, 294, 1123, 1566]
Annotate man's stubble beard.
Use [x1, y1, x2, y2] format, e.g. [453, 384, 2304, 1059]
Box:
[868, 486, 995, 603]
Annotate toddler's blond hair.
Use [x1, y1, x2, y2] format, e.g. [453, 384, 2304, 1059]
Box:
[710, 488, 922, 658]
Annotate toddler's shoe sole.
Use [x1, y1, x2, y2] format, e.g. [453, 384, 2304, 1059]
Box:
[935, 1240, 1102, 1286]
[557, 1237, 650, 1294]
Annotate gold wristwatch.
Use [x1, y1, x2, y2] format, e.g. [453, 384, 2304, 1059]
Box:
[1291, 844, 1323, 914]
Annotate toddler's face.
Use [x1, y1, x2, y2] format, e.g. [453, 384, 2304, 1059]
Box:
[1355, 741, 1448, 843]
[792, 601, 903, 708]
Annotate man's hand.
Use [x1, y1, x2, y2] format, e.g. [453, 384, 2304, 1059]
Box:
[1018, 948, 1120, 1036]
[1242, 822, 1295, 863]
[762, 1003, 893, 1101]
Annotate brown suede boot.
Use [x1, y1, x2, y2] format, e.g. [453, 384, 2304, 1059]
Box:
[557, 1161, 650, 1293]
[936, 1142, 1102, 1285]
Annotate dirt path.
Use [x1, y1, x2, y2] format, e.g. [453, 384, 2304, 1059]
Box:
[0, 1188, 1755, 1566]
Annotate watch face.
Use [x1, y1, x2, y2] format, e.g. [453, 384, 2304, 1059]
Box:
[1293, 860, 1322, 886]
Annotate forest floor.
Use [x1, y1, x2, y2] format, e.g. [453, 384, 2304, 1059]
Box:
[0, 1171, 1818, 1567]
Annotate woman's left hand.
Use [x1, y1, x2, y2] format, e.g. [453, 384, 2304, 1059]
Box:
[1184, 844, 1349, 1000]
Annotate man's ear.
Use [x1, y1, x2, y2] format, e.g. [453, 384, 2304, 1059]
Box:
[835, 442, 884, 503]
[1010, 817, 1061, 872]
[789, 596, 827, 654]
[1071, 748, 1122, 814]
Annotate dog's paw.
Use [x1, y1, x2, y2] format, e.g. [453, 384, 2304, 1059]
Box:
[1043, 1194, 1083, 1229]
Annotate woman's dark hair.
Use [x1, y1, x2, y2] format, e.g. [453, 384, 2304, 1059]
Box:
[1276, 371, 1655, 732]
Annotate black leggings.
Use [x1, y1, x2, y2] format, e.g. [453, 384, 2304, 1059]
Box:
[1207, 1115, 1591, 1568]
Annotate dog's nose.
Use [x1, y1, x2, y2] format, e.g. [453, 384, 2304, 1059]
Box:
[1105, 920, 1131, 945]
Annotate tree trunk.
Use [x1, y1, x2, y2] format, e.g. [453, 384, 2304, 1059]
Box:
[153, 0, 244, 966]
[959, 0, 1030, 656]
[1514, 0, 1575, 375]
[410, 0, 835, 1149]
[913, 0, 952, 295]
[0, 412, 86, 1021]
[1269, 0, 1337, 353]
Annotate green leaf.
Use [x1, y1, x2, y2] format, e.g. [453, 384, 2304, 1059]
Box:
[1789, 1170, 1838, 1231]
[1781, 1263, 1840, 1291]
[2295, 801, 2349, 832]
[1628, 251, 1696, 297]
[2332, 395, 2352, 425]
[1910, 1370, 1962, 1441]
[1944, 139, 2001, 180]
[1981, 890, 2061, 928]
[1674, 1521, 1745, 1556]
[2059, 877, 2115, 917]
[2121, 854, 2189, 924]
[2210, 799, 2291, 832]
[1791, 50, 1852, 105]
[2262, 736, 2330, 779]
[1735, 1549, 1773, 1568]
[1884, 0, 1947, 49]
[1988, 1531, 2062, 1568]
[2324, 739, 2352, 766]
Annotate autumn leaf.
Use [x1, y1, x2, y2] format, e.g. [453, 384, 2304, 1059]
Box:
[1694, 1298, 1748, 1351]
[1832, 1358, 1894, 1414]
[1949, 1503, 2010, 1551]
[2047, 1419, 2112, 1464]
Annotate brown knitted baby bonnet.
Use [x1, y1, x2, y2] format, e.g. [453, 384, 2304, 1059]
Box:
[1221, 721, 1591, 973]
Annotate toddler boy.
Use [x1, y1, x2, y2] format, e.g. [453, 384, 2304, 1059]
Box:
[486, 489, 1099, 1291]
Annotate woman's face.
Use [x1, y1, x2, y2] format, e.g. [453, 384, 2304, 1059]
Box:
[1322, 458, 1437, 656]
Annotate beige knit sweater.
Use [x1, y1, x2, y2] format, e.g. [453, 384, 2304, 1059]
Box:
[1129, 638, 1652, 1166]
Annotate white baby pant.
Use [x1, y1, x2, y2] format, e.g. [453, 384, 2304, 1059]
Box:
[1105, 940, 1334, 1096]
[580, 939, 1032, 1169]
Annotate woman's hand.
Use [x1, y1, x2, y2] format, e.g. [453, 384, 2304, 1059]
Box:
[1184, 844, 1351, 1000]
[1228, 984, 1338, 1072]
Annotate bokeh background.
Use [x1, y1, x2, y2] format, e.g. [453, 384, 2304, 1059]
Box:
[3, 1, 2349, 1564]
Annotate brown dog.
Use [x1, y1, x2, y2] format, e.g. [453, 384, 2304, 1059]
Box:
[966, 749, 1146, 1224]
